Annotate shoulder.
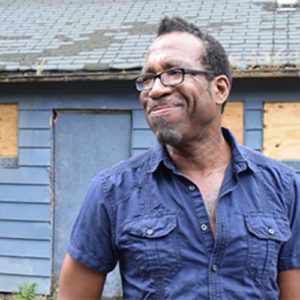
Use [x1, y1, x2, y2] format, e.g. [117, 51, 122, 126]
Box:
[240, 145, 299, 190]
[240, 146, 295, 175]
[89, 147, 159, 200]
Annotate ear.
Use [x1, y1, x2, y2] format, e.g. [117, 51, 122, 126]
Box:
[213, 75, 231, 106]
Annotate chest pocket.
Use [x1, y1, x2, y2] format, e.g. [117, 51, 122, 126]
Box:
[120, 213, 180, 276]
[245, 213, 291, 279]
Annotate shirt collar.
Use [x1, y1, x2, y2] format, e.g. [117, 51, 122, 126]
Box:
[147, 127, 255, 174]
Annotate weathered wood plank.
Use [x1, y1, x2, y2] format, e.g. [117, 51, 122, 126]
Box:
[0, 167, 50, 185]
[264, 102, 300, 160]
[0, 184, 50, 203]
[0, 203, 51, 222]
[0, 274, 50, 294]
[0, 256, 51, 276]
[19, 149, 51, 167]
[0, 104, 18, 156]
[19, 129, 51, 148]
[0, 221, 51, 239]
[222, 102, 244, 144]
[0, 238, 51, 258]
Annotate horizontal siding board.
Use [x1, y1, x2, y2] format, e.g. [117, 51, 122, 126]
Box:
[245, 100, 263, 110]
[19, 95, 140, 110]
[0, 167, 50, 185]
[0, 239, 51, 258]
[132, 129, 157, 148]
[0, 274, 50, 294]
[0, 221, 51, 239]
[245, 130, 262, 150]
[19, 129, 51, 148]
[245, 110, 262, 129]
[19, 111, 51, 129]
[19, 148, 51, 167]
[0, 184, 50, 203]
[0, 203, 51, 222]
[133, 110, 148, 129]
[0, 256, 51, 277]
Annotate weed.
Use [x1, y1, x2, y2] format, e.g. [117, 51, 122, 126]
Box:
[12, 283, 46, 300]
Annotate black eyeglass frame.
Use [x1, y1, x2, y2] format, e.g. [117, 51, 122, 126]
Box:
[135, 67, 214, 92]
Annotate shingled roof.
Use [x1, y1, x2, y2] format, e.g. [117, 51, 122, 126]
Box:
[0, 0, 299, 81]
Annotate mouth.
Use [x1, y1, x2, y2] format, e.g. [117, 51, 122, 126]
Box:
[148, 103, 182, 116]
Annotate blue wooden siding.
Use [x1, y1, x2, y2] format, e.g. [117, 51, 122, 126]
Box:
[0, 79, 298, 295]
[0, 104, 52, 293]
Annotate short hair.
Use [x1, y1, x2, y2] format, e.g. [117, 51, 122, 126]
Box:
[157, 17, 232, 111]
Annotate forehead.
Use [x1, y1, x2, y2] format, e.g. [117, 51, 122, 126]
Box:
[144, 32, 204, 72]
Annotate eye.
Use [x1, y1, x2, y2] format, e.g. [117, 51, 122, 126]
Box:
[141, 74, 154, 84]
[165, 68, 182, 79]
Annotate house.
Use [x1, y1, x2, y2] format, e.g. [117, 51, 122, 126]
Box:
[0, 0, 299, 297]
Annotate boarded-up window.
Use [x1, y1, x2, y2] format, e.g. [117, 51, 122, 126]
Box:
[264, 102, 300, 160]
[0, 104, 18, 163]
[222, 102, 244, 144]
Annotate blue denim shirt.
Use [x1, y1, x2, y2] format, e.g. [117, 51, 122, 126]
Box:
[67, 128, 300, 300]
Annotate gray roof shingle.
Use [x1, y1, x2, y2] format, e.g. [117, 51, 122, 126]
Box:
[0, 0, 299, 75]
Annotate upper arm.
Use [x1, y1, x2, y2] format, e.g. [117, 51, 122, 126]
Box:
[278, 268, 300, 300]
[58, 254, 106, 300]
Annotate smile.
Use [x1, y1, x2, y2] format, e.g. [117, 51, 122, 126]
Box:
[149, 104, 182, 116]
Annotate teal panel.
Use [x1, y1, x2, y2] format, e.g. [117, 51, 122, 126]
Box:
[0, 221, 51, 239]
[0, 257, 51, 276]
[133, 109, 148, 129]
[0, 167, 50, 185]
[0, 184, 50, 203]
[132, 129, 157, 148]
[0, 274, 50, 294]
[19, 111, 51, 129]
[0, 203, 51, 222]
[19, 129, 51, 148]
[0, 239, 51, 258]
[19, 149, 51, 167]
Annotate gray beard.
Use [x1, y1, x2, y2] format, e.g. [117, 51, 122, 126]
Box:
[156, 127, 183, 146]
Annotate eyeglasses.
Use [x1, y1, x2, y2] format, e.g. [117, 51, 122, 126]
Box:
[135, 67, 214, 92]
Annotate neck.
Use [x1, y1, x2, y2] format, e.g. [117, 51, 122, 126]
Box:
[166, 129, 232, 176]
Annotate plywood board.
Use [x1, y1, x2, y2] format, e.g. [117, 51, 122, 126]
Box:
[264, 102, 300, 160]
[222, 102, 244, 144]
[0, 104, 18, 156]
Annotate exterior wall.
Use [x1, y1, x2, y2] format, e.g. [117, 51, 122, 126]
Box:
[0, 77, 299, 295]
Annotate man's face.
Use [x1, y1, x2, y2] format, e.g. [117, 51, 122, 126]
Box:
[139, 32, 224, 146]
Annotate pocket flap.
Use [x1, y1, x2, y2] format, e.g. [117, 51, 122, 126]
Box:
[245, 213, 291, 242]
[124, 214, 177, 238]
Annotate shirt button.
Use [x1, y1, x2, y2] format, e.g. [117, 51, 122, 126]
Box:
[268, 227, 275, 235]
[201, 224, 208, 231]
[211, 264, 218, 272]
[188, 185, 195, 191]
[146, 229, 154, 236]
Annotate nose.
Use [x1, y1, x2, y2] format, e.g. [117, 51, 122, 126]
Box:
[148, 77, 172, 100]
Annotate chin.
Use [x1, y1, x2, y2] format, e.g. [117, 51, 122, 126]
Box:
[156, 128, 183, 146]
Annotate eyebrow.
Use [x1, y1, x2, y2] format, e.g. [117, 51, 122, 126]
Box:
[142, 59, 192, 74]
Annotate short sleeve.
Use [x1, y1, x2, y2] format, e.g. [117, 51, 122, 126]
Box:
[278, 173, 300, 272]
[66, 174, 117, 273]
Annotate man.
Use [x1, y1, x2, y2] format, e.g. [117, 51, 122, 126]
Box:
[58, 17, 300, 299]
